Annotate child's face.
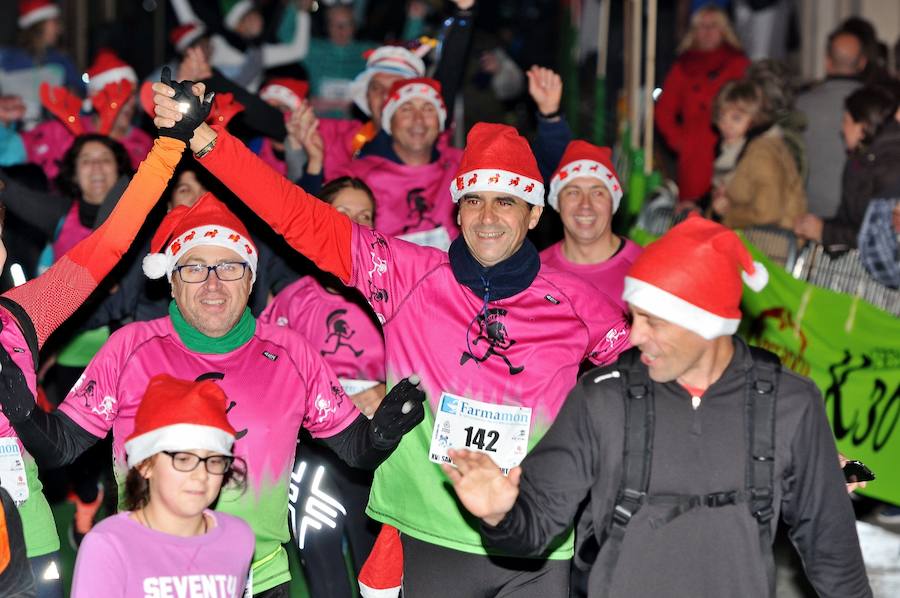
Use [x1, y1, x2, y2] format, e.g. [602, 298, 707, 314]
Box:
[717, 106, 752, 143]
[841, 111, 865, 151]
[142, 449, 227, 519]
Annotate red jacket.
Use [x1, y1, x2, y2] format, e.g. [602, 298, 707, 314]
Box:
[655, 45, 749, 202]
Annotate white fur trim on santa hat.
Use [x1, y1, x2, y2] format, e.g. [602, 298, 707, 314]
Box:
[18, 5, 59, 29]
[174, 24, 206, 53]
[450, 169, 545, 206]
[547, 159, 623, 212]
[260, 84, 302, 112]
[381, 82, 446, 135]
[224, 0, 255, 31]
[87, 65, 138, 96]
[350, 49, 426, 116]
[358, 584, 401, 598]
[741, 260, 768, 292]
[124, 423, 234, 467]
[144, 224, 258, 283]
[142, 253, 169, 280]
[622, 277, 740, 340]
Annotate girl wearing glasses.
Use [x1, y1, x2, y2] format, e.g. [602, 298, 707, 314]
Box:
[71, 374, 253, 597]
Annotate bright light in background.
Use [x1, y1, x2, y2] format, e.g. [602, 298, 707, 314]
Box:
[652, 87, 662, 101]
[81, 73, 89, 84]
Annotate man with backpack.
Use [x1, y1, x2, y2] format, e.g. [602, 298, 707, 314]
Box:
[445, 215, 872, 597]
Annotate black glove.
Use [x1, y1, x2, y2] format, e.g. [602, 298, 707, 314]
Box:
[369, 375, 426, 450]
[158, 66, 214, 143]
[0, 332, 36, 425]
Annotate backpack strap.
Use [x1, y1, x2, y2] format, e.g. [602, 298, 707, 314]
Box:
[588, 350, 655, 596]
[0, 297, 39, 371]
[746, 346, 779, 596]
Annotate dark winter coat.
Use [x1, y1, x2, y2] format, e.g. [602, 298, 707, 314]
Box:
[824, 120, 900, 249]
[482, 339, 871, 598]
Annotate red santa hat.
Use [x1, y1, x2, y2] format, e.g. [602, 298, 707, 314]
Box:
[547, 141, 623, 213]
[18, 0, 59, 29]
[223, 0, 255, 32]
[142, 193, 258, 283]
[124, 374, 237, 467]
[450, 123, 545, 206]
[622, 215, 768, 339]
[259, 78, 309, 112]
[350, 45, 429, 116]
[380, 77, 446, 136]
[170, 21, 207, 54]
[86, 49, 138, 97]
[358, 525, 403, 598]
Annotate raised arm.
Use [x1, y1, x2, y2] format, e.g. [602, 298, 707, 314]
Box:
[2, 137, 185, 349]
[153, 81, 353, 282]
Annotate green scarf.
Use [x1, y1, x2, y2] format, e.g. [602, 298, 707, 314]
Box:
[168, 301, 256, 354]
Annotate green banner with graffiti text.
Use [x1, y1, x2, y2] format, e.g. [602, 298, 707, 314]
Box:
[738, 241, 899, 505]
[631, 228, 900, 505]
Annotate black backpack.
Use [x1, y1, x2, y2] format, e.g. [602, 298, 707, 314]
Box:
[575, 346, 780, 597]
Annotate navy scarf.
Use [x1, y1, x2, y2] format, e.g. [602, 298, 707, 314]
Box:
[448, 236, 541, 302]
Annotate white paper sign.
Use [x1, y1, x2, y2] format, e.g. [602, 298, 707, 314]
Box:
[0, 438, 29, 504]
[429, 393, 531, 473]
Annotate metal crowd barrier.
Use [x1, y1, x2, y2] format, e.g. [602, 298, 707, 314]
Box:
[634, 203, 900, 316]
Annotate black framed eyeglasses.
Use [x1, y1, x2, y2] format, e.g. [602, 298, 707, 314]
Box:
[173, 262, 249, 284]
[162, 451, 234, 475]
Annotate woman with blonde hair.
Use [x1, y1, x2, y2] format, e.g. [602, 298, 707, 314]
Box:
[655, 4, 749, 204]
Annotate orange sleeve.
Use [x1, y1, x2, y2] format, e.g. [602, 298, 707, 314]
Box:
[2, 137, 184, 348]
[200, 126, 354, 282]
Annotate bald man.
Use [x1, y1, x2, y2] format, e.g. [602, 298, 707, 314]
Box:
[796, 29, 867, 219]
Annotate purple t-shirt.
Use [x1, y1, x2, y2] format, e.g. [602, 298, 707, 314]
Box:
[71, 510, 254, 598]
[539, 238, 644, 312]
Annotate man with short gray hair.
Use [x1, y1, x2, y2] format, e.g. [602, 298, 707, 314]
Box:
[796, 29, 867, 219]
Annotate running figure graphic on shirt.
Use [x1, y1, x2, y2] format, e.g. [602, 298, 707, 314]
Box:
[321, 309, 364, 358]
[401, 187, 439, 234]
[460, 308, 524, 375]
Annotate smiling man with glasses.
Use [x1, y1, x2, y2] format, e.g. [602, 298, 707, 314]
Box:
[6, 192, 427, 597]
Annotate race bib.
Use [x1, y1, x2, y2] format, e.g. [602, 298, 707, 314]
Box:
[397, 226, 452, 251]
[0, 438, 29, 504]
[429, 393, 531, 473]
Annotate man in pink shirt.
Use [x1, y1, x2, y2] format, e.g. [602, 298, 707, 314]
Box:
[333, 77, 461, 247]
[540, 141, 643, 311]
[152, 76, 632, 594]
[6, 81, 426, 596]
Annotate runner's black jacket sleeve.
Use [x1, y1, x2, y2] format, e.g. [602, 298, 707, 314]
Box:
[533, 115, 573, 183]
[433, 5, 475, 127]
[780, 381, 872, 597]
[0, 311, 101, 469]
[203, 68, 287, 141]
[321, 377, 426, 470]
[480, 381, 599, 555]
[0, 169, 70, 238]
